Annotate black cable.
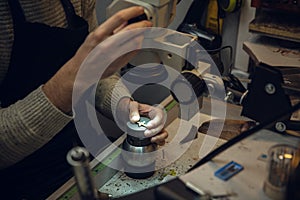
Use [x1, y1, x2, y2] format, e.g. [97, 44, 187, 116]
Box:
[187, 101, 300, 172]
[206, 46, 233, 61]
[216, 0, 221, 36]
[198, 45, 233, 60]
[198, 45, 234, 74]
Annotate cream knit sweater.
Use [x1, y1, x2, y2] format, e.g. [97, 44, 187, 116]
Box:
[0, 0, 129, 169]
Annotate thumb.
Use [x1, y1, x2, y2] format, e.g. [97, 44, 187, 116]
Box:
[129, 101, 140, 123]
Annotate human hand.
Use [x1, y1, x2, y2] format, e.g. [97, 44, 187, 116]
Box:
[117, 98, 168, 145]
[43, 6, 152, 113]
[72, 6, 152, 75]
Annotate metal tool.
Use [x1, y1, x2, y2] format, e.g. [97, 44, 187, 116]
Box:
[67, 146, 112, 200]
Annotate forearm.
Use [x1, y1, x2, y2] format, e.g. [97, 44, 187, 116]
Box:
[42, 58, 77, 113]
[0, 86, 72, 169]
[43, 6, 151, 113]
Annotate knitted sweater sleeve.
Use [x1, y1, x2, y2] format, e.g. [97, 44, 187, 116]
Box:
[81, 0, 98, 31]
[0, 1, 132, 169]
[81, 1, 132, 120]
[0, 75, 131, 169]
[95, 73, 132, 120]
[0, 87, 72, 169]
[0, 73, 130, 169]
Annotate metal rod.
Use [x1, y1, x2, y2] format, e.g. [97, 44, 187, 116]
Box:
[67, 146, 98, 200]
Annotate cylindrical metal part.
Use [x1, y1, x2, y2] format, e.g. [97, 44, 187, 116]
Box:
[122, 117, 158, 179]
[122, 137, 157, 168]
[67, 146, 98, 200]
[170, 69, 205, 105]
[263, 144, 300, 200]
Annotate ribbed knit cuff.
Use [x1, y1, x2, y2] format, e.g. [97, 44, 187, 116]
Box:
[100, 85, 132, 120]
[16, 86, 73, 139]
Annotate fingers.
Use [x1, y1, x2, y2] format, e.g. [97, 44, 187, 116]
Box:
[113, 21, 128, 34]
[151, 129, 168, 145]
[129, 101, 140, 123]
[145, 110, 166, 137]
[75, 6, 153, 80]
[95, 6, 147, 36]
[120, 20, 152, 32]
[146, 112, 163, 129]
[114, 20, 152, 34]
[145, 106, 165, 130]
[128, 102, 167, 144]
[133, 103, 166, 137]
[144, 123, 164, 137]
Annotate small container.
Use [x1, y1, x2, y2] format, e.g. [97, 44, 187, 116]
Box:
[263, 144, 300, 200]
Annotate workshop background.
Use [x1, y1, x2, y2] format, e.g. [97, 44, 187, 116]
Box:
[48, 1, 300, 199]
[96, 0, 253, 72]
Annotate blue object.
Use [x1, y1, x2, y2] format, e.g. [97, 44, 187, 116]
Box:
[214, 161, 244, 181]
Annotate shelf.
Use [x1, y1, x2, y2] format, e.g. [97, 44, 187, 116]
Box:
[249, 10, 300, 43]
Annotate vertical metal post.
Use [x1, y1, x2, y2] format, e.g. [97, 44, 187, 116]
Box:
[67, 146, 98, 200]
